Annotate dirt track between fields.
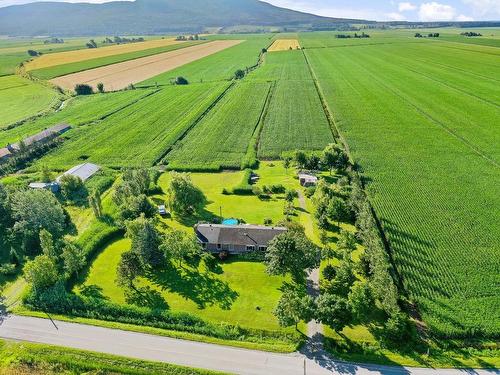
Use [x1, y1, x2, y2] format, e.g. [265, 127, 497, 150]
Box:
[50, 40, 242, 92]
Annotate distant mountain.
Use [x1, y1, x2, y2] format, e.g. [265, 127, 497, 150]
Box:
[0, 0, 364, 36]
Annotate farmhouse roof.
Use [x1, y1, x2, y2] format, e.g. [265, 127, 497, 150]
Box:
[195, 223, 287, 247]
[11, 123, 71, 151]
[0, 147, 12, 160]
[298, 173, 318, 181]
[57, 163, 100, 182]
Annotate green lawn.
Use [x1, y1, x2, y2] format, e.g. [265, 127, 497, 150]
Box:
[0, 75, 60, 129]
[78, 162, 311, 332]
[79, 238, 289, 331]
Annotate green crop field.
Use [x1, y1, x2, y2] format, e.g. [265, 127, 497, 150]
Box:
[0, 75, 60, 129]
[39, 83, 228, 169]
[139, 36, 273, 85]
[0, 89, 150, 147]
[248, 51, 333, 158]
[0, 37, 114, 76]
[165, 82, 271, 170]
[29, 41, 204, 80]
[302, 32, 500, 338]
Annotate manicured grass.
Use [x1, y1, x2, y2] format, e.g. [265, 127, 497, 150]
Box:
[38, 83, 228, 169]
[79, 238, 288, 331]
[302, 31, 500, 338]
[0, 339, 226, 374]
[0, 89, 151, 147]
[29, 40, 204, 80]
[0, 75, 60, 129]
[157, 161, 305, 228]
[165, 82, 271, 170]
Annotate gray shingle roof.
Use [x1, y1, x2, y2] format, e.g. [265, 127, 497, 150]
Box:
[195, 224, 287, 247]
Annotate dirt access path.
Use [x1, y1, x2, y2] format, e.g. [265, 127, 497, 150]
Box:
[50, 40, 242, 92]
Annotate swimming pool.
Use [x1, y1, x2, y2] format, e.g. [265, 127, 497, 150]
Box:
[222, 218, 239, 225]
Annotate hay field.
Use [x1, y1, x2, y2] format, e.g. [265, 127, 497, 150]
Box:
[50, 40, 242, 91]
[25, 38, 182, 71]
[268, 39, 300, 51]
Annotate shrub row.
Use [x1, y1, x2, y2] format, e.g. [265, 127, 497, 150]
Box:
[24, 283, 298, 346]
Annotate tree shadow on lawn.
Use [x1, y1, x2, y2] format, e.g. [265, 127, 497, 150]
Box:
[125, 285, 169, 310]
[147, 264, 239, 310]
[79, 284, 109, 300]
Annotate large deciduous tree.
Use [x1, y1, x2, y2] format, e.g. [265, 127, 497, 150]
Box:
[62, 242, 86, 278]
[265, 231, 320, 283]
[274, 284, 315, 330]
[126, 215, 163, 268]
[315, 292, 352, 332]
[161, 229, 201, 267]
[168, 172, 204, 215]
[116, 251, 143, 289]
[10, 189, 66, 253]
[23, 255, 59, 292]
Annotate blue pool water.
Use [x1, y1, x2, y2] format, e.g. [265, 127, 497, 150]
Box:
[222, 218, 239, 225]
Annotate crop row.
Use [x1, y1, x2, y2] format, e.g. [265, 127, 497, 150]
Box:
[305, 41, 500, 338]
[39, 83, 228, 169]
[0, 88, 150, 146]
[165, 82, 271, 171]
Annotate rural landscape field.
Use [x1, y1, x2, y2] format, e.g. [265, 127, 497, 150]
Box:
[0, 0, 498, 373]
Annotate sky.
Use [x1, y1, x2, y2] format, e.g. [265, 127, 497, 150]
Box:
[0, 0, 498, 21]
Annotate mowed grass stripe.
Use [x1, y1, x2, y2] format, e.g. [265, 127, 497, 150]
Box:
[0, 75, 60, 129]
[38, 83, 228, 169]
[166, 82, 271, 171]
[306, 45, 500, 338]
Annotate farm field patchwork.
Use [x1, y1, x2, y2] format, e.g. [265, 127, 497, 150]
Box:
[0, 89, 150, 147]
[50, 40, 242, 91]
[268, 39, 301, 51]
[25, 37, 184, 71]
[139, 36, 273, 85]
[0, 75, 60, 129]
[29, 41, 204, 80]
[248, 51, 334, 158]
[165, 82, 271, 170]
[304, 35, 500, 338]
[38, 83, 228, 168]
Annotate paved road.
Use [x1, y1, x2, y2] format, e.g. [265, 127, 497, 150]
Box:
[0, 315, 498, 375]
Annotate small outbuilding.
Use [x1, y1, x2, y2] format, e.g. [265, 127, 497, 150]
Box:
[195, 223, 287, 254]
[298, 173, 318, 187]
[56, 163, 100, 183]
[28, 182, 60, 193]
[0, 148, 12, 163]
[9, 123, 71, 152]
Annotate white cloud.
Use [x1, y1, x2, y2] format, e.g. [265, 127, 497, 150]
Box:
[398, 2, 417, 12]
[462, 0, 500, 17]
[386, 12, 407, 20]
[456, 14, 474, 20]
[418, 2, 456, 21]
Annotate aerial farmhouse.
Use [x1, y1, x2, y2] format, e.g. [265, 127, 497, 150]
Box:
[195, 223, 287, 254]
